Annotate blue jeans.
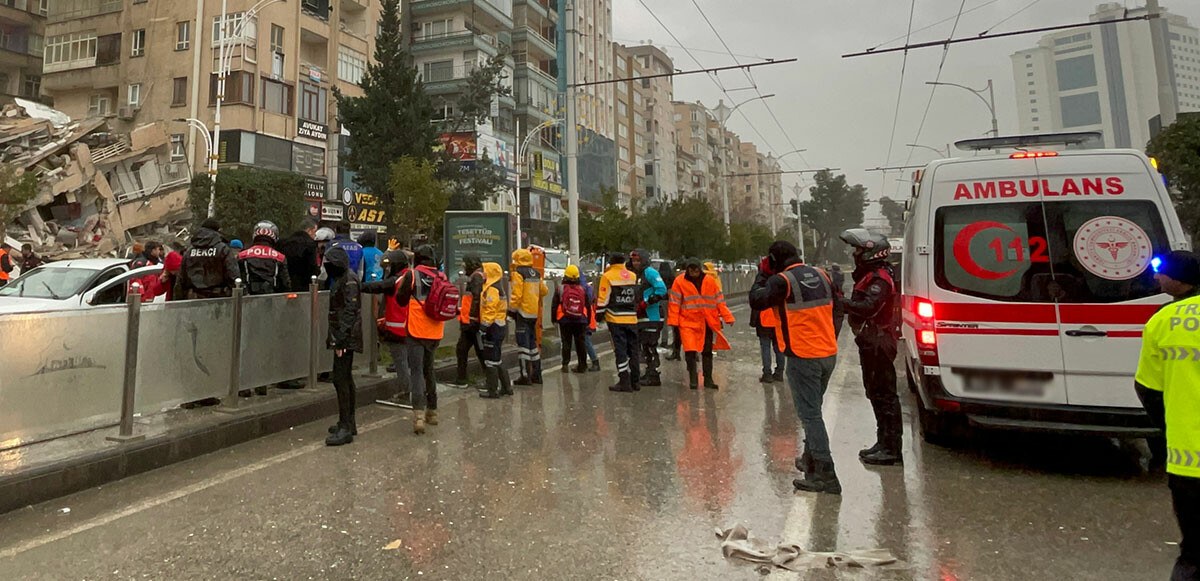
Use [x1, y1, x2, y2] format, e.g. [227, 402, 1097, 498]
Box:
[584, 331, 599, 361]
[759, 335, 784, 376]
[786, 354, 838, 463]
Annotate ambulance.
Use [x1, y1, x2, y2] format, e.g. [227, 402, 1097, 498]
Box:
[900, 132, 1189, 445]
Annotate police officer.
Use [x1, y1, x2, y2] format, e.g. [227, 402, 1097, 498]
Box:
[1136, 250, 1200, 581]
[238, 221, 290, 296]
[838, 228, 902, 466]
[177, 218, 239, 299]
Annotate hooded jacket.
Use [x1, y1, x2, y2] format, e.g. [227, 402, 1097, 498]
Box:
[668, 257, 735, 352]
[631, 249, 668, 324]
[509, 248, 548, 319]
[703, 262, 723, 292]
[277, 229, 319, 292]
[480, 262, 508, 326]
[178, 226, 239, 296]
[238, 235, 290, 295]
[325, 246, 363, 352]
[359, 231, 383, 282]
[329, 234, 364, 278]
[459, 254, 485, 326]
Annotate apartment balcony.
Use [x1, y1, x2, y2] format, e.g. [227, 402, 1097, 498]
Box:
[411, 0, 513, 32]
[510, 26, 554, 59]
[0, 46, 40, 71]
[515, 61, 556, 89]
[517, 102, 554, 123]
[48, 0, 120, 23]
[42, 61, 118, 91]
[412, 29, 500, 58]
[0, 5, 42, 28]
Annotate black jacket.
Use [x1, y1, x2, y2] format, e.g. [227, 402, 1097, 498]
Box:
[325, 247, 363, 352]
[842, 262, 897, 351]
[178, 227, 238, 297]
[277, 230, 319, 292]
[238, 240, 290, 295]
[749, 260, 844, 342]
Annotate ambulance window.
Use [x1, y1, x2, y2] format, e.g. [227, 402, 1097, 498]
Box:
[1042, 200, 1168, 303]
[935, 203, 1049, 301]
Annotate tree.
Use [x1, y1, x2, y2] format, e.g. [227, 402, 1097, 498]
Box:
[335, 0, 437, 208]
[879, 196, 907, 237]
[388, 156, 449, 244]
[800, 170, 868, 264]
[1146, 114, 1200, 248]
[445, 156, 509, 211]
[0, 163, 37, 237]
[447, 52, 513, 134]
[187, 167, 305, 241]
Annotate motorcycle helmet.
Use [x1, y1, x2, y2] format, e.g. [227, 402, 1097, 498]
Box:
[315, 227, 335, 242]
[252, 220, 279, 243]
[839, 228, 891, 263]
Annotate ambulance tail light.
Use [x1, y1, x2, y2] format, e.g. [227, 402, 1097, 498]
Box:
[1010, 151, 1059, 159]
[916, 300, 934, 320]
[910, 296, 940, 367]
[919, 330, 936, 346]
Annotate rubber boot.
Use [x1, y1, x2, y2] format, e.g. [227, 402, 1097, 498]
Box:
[609, 372, 634, 392]
[531, 360, 543, 385]
[413, 410, 426, 435]
[425, 409, 438, 425]
[574, 363, 588, 374]
[480, 367, 501, 399]
[499, 366, 514, 396]
[793, 460, 841, 494]
[686, 355, 699, 390]
[702, 353, 718, 390]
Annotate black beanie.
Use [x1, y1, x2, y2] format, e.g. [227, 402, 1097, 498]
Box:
[1162, 250, 1200, 286]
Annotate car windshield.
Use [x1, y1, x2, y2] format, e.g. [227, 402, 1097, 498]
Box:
[0, 267, 95, 300]
[544, 251, 569, 269]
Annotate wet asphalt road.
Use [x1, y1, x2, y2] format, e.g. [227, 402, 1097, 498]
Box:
[0, 304, 1180, 580]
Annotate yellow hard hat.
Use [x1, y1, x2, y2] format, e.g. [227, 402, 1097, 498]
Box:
[565, 265, 580, 278]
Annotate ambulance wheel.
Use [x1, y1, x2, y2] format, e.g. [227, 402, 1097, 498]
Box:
[918, 398, 965, 447]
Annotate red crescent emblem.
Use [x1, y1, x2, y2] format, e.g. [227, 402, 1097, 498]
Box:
[953, 221, 1020, 280]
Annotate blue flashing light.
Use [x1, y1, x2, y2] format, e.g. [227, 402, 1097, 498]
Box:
[1152, 256, 1163, 273]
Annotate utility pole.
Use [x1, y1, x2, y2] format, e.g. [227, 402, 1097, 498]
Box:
[565, 0, 580, 265]
[792, 182, 806, 260]
[1147, 0, 1178, 128]
[713, 94, 775, 231]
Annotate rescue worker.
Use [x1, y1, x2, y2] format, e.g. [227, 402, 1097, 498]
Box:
[130, 241, 161, 269]
[579, 269, 602, 371]
[278, 217, 319, 293]
[19, 243, 44, 272]
[363, 250, 434, 432]
[0, 241, 13, 286]
[454, 254, 488, 387]
[324, 246, 361, 447]
[551, 265, 592, 373]
[479, 261, 514, 399]
[668, 257, 735, 390]
[630, 249, 668, 386]
[597, 251, 641, 392]
[329, 221, 364, 279]
[838, 228, 902, 466]
[1136, 250, 1200, 580]
[750, 241, 840, 494]
[403, 245, 447, 429]
[704, 261, 723, 292]
[510, 248, 549, 385]
[360, 230, 383, 283]
[177, 218, 239, 299]
[751, 256, 785, 383]
[238, 221, 289, 296]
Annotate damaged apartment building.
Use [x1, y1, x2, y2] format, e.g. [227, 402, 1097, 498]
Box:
[1, 99, 190, 258]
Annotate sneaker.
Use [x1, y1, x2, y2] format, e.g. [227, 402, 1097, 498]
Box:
[860, 449, 904, 466]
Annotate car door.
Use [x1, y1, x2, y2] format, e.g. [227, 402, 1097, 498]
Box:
[83, 267, 158, 306]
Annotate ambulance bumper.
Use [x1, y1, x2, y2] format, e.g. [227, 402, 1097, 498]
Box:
[918, 375, 1161, 438]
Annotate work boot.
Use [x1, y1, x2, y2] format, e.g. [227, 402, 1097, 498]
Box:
[589, 359, 601, 372]
[702, 353, 717, 389]
[562, 363, 570, 373]
[772, 369, 785, 383]
[573, 363, 588, 373]
[325, 426, 354, 446]
[480, 368, 501, 399]
[413, 411, 426, 435]
[861, 448, 904, 466]
[609, 372, 634, 392]
[425, 409, 439, 426]
[859, 442, 882, 458]
[642, 373, 662, 387]
[759, 373, 773, 384]
[686, 356, 699, 390]
[499, 367, 514, 396]
[793, 460, 841, 495]
[531, 362, 543, 385]
[794, 451, 815, 474]
[328, 423, 359, 436]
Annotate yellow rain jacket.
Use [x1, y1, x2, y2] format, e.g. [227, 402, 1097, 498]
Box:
[704, 262, 723, 292]
[480, 262, 508, 326]
[510, 248, 548, 319]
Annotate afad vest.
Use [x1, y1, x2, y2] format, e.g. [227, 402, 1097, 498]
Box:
[774, 263, 838, 359]
[407, 265, 446, 340]
[383, 268, 410, 338]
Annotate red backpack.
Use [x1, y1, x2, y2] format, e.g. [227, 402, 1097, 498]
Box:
[416, 265, 461, 321]
[560, 283, 587, 318]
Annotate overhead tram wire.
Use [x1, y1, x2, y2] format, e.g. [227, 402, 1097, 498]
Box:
[901, 0, 969, 175]
[978, 0, 1045, 36]
[869, 0, 1001, 51]
[610, 38, 775, 63]
[880, 0, 919, 195]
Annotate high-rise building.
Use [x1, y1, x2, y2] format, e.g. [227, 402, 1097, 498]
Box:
[623, 43, 676, 207]
[1011, 2, 1200, 149]
[511, 0, 561, 243]
[568, 0, 611, 140]
[0, 0, 45, 103]
[612, 42, 649, 211]
[672, 100, 717, 205]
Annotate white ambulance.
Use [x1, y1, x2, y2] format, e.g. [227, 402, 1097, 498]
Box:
[900, 132, 1190, 445]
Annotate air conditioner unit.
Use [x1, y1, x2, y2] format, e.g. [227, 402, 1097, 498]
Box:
[117, 107, 138, 120]
[163, 162, 186, 179]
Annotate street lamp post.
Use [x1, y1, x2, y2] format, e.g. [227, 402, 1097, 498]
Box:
[513, 118, 561, 247]
[713, 94, 775, 230]
[927, 80, 998, 137]
[176, 117, 213, 177]
[905, 143, 950, 157]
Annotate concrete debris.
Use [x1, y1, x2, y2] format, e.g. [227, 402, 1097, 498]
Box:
[0, 102, 193, 263]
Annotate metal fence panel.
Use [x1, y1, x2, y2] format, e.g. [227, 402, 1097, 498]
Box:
[0, 307, 128, 447]
[134, 298, 234, 415]
[240, 293, 317, 388]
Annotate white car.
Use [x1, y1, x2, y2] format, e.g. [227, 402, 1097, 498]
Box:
[542, 248, 569, 280]
[0, 258, 164, 314]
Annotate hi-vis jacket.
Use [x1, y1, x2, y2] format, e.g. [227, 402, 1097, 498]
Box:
[1136, 293, 1200, 479]
[510, 249, 548, 319]
[774, 263, 838, 359]
[667, 274, 735, 352]
[596, 264, 639, 325]
[480, 262, 508, 326]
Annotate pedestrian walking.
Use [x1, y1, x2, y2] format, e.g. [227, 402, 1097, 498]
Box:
[363, 250, 434, 433]
[630, 249, 668, 386]
[667, 257, 735, 390]
[324, 246, 362, 447]
[510, 248, 549, 385]
[1136, 250, 1200, 581]
[278, 217, 320, 292]
[579, 269, 602, 371]
[704, 261, 723, 292]
[177, 218, 239, 299]
[838, 228, 902, 466]
[552, 265, 591, 373]
[598, 252, 641, 392]
[329, 221, 364, 279]
[479, 261, 514, 399]
[454, 254, 488, 387]
[750, 241, 841, 494]
[360, 230, 383, 283]
[751, 256, 785, 384]
[237, 221, 289, 296]
[18, 243, 44, 272]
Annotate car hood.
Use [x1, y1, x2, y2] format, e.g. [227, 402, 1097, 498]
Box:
[0, 296, 77, 314]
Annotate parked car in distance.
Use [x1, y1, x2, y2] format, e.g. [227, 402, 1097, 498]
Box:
[0, 258, 164, 314]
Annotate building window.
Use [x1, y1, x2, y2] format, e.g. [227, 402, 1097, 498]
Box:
[619, 146, 629, 162]
[213, 12, 255, 45]
[422, 60, 454, 82]
[88, 93, 110, 117]
[176, 21, 190, 51]
[131, 29, 145, 57]
[28, 34, 42, 57]
[44, 32, 98, 71]
[209, 71, 254, 105]
[270, 24, 284, 54]
[128, 83, 141, 107]
[261, 78, 293, 115]
[420, 19, 453, 39]
[170, 134, 185, 162]
[617, 124, 627, 138]
[337, 46, 365, 84]
[21, 74, 39, 97]
[299, 81, 326, 123]
[38, 0, 47, 16]
[172, 77, 187, 106]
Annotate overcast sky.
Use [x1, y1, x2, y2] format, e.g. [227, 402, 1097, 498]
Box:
[610, 0, 1200, 215]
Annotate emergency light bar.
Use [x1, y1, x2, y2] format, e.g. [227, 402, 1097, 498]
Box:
[1010, 151, 1059, 159]
[955, 131, 1103, 152]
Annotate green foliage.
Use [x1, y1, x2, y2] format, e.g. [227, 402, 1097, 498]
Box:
[441, 155, 509, 210]
[187, 167, 305, 240]
[335, 0, 437, 207]
[388, 156, 449, 243]
[800, 170, 868, 263]
[447, 52, 513, 134]
[1146, 114, 1200, 247]
[0, 163, 37, 236]
[879, 196, 906, 237]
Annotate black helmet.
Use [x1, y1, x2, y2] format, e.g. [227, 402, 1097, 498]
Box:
[381, 250, 409, 275]
[839, 228, 890, 263]
[252, 220, 279, 243]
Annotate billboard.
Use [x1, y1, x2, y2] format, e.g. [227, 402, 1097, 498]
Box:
[443, 211, 512, 270]
[437, 133, 477, 161]
[477, 132, 516, 183]
[532, 152, 562, 195]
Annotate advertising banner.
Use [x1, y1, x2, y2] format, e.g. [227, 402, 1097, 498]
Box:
[437, 133, 477, 161]
[443, 211, 512, 270]
[532, 152, 562, 194]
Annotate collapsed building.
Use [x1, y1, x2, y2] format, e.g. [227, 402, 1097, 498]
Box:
[1, 99, 192, 260]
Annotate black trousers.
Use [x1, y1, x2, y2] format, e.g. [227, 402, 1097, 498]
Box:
[455, 323, 485, 382]
[560, 321, 587, 367]
[639, 321, 663, 379]
[685, 328, 715, 384]
[417, 338, 439, 410]
[332, 351, 356, 429]
[859, 342, 902, 452]
[1172, 474, 1200, 581]
[609, 323, 640, 386]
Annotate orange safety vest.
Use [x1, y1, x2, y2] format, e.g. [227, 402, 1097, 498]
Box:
[774, 263, 838, 359]
[383, 269, 410, 338]
[759, 301, 779, 327]
[407, 266, 446, 340]
[458, 270, 482, 324]
[0, 248, 9, 281]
